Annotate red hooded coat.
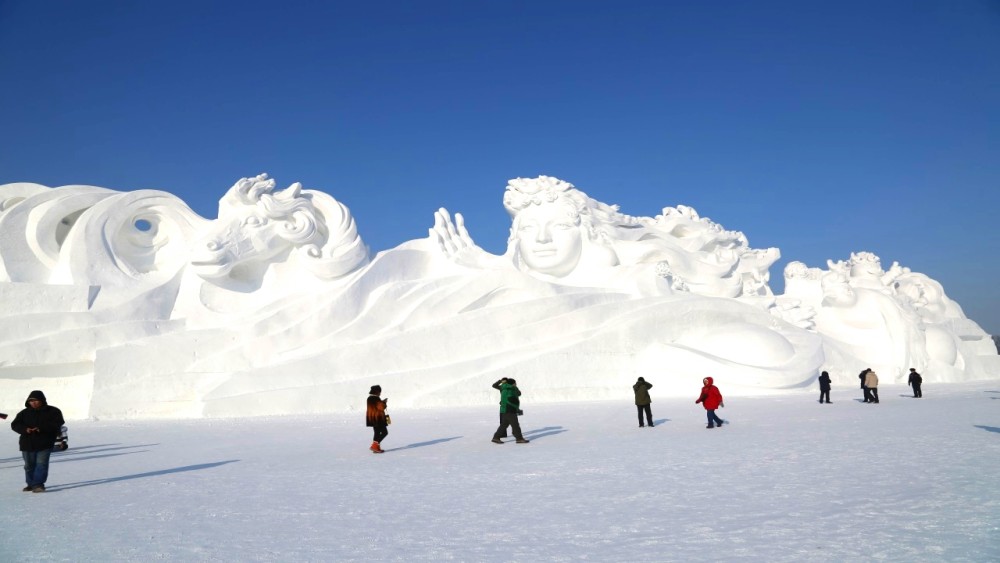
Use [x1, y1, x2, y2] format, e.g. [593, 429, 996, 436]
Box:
[696, 377, 723, 410]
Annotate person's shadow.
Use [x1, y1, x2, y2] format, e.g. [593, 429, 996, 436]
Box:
[652, 418, 670, 426]
[974, 425, 1000, 434]
[0, 443, 156, 468]
[44, 460, 240, 492]
[522, 426, 566, 440]
[382, 436, 461, 452]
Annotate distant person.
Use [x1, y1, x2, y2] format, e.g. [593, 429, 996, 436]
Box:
[492, 378, 529, 444]
[859, 369, 871, 403]
[818, 371, 832, 404]
[366, 385, 389, 453]
[908, 368, 923, 398]
[10, 390, 64, 492]
[633, 377, 654, 427]
[695, 377, 725, 429]
[864, 370, 880, 404]
[492, 377, 510, 438]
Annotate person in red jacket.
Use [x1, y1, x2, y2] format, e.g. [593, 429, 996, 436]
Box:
[695, 377, 725, 429]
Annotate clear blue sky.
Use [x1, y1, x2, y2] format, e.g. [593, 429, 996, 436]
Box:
[2, 1, 998, 334]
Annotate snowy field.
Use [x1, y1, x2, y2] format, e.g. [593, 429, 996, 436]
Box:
[2, 381, 999, 562]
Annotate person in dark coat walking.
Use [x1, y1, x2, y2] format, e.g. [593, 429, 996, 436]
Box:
[633, 377, 654, 427]
[695, 377, 725, 428]
[492, 378, 529, 444]
[366, 385, 389, 453]
[908, 368, 923, 398]
[10, 390, 64, 492]
[859, 369, 872, 403]
[818, 371, 832, 404]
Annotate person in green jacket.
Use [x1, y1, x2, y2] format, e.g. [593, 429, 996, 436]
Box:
[491, 378, 529, 444]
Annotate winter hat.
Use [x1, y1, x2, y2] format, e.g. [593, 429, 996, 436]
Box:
[821, 371, 829, 377]
[637, 377, 646, 382]
[507, 378, 516, 385]
[25, 390, 46, 407]
[369, 385, 382, 395]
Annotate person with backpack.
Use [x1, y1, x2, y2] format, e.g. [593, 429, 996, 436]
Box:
[491, 378, 529, 444]
[10, 390, 64, 492]
[695, 377, 725, 429]
[633, 377, 654, 427]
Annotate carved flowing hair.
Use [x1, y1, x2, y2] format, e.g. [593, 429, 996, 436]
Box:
[218, 173, 369, 279]
[502, 176, 642, 246]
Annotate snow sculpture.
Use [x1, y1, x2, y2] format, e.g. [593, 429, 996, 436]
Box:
[190, 174, 368, 287]
[782, 253, 999, 385]
[432, 175, 779, 299]
[0, 175, 994, 420]
[173, 174, 369, 325]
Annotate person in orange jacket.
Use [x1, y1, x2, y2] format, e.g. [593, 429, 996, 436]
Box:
[695, 377, 725, 429]
[366, 385, 389, 453]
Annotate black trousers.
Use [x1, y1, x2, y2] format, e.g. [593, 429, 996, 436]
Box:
[819, 390, 830, 403]
[494, 412, 523, 440]
[372, 424, 388, 443]
[862, 386, 872, 402]
[636, 404, 653, 426]
[912, 383, 922, 398]
[869, 388, 879, 403]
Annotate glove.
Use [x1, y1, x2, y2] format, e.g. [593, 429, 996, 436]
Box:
[517, 409, 524, 416]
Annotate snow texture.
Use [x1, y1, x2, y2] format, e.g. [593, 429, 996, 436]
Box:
[2, 382, 998, 561]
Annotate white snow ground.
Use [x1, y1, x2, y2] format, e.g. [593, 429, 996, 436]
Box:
[2, 381, 999, 562]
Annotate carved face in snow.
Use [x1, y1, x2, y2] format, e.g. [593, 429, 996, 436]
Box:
[192, 209, 305, 280]
[514, 200, 584, 278]
[190, 176, 323, 282]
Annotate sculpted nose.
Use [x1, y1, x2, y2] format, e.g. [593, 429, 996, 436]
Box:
[535, 226, 552, 243]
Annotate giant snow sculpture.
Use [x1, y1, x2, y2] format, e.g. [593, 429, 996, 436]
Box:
[0, 175, 995, 419]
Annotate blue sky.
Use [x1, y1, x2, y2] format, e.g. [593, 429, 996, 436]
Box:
[2, 1, 998, 333]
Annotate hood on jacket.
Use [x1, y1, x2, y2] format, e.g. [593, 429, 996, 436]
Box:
[702, 377, 714, 386]
[25, 390, 47, 407]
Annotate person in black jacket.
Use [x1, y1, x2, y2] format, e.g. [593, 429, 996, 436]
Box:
[908, 368, 923, 398]
[859, 369, 871, 403]
[818, 371, 832, 404]
[10, 390, 64, 493]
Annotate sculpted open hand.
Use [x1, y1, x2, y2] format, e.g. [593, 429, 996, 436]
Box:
[430, 208, 494, 268]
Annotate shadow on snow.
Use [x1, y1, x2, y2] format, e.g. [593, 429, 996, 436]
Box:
[382, 436, 462, 452]
[0, 443, 156, 468]
[44, 460, 240, 492]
